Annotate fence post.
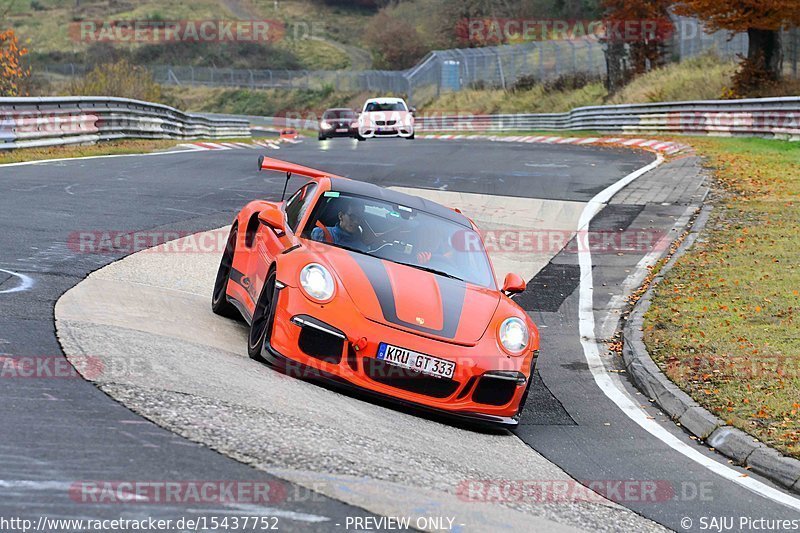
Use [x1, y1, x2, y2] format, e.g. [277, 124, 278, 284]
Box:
[568, 40, 577, 75]
[496, 50, 506, 89]
[554, 42, 561, 77]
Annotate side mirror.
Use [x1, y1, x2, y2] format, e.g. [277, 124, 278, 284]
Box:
[410, 106, 417, 116]
[502, 273, 526, 295]
[258, 206, 285, 233]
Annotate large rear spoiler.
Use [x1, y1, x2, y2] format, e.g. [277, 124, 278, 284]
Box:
[258, 156, 347, 201]
[258, 156, 345, 181]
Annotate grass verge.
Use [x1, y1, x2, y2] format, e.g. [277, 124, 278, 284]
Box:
[643, 137, 800, 459]
[0, 138, 253, 165]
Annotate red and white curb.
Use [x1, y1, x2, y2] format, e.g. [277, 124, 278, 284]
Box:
[420, 134, 692, 156]
[177, 137, 303, 152]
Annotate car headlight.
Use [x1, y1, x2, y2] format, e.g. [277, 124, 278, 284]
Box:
[300, 263, 335, 301]
[320, 121, 332, 130]
[498, 317, 529, 355]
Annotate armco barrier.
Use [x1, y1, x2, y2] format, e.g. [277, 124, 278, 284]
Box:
[414, 97, 800, 141]
[0, 96, 250, 150]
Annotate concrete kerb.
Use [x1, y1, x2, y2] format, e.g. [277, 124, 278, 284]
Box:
[421, 133, 800, 491]
[621, 203, 800, 493]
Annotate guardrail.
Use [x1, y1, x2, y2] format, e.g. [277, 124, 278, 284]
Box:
[413, 97, 800, 141]
[0, 97, 251, 150]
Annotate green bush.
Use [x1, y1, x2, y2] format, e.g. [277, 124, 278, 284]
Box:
[69, 60, 163, 102]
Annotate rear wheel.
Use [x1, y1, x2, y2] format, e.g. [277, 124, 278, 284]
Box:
[248, 269, 277, 360]
[212, 226, 240, 319]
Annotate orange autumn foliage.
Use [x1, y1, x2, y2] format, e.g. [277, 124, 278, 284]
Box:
[1, 28, 30, 96]
[674, 0, 800, 33]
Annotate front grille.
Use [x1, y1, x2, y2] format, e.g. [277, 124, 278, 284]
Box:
[456, 375, 477, 400]
[472, 375, 520, 406]
[294, 317, 345, 364]
[363, 358, 459, 399]
[375, 120, 397, 126]
[346, 344, 358, 371]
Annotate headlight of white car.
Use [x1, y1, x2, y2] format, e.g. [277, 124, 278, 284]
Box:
[498, 317, 529, 355]
[300, 263, 335, 301]
[320, 121, 331, 129]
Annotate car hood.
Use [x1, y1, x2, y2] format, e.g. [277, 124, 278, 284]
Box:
[323, 247, 499, 345]
[361, 110, 412, 123]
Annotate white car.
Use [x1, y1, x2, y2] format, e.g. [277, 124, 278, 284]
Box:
[357, 97, 415, 140]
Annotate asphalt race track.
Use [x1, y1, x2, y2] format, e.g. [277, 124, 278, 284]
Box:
[2, 137, 799, 531]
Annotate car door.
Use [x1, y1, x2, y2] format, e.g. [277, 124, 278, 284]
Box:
[250, 182, 318, 302]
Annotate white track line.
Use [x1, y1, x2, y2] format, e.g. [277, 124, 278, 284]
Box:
[576, 154, 800, 511]
[0, 268, 34, 294]
[0, 148, 201, 168]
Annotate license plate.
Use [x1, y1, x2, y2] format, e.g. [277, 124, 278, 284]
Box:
[376, 343, 456, 379]
[336, 128, 348, 132]
[378, 127, 395, 132]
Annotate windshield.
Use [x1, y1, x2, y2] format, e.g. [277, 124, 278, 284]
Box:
[301, 192, 495, 289]
[323, 110, 356, 119]
[364, 102, 407, 112]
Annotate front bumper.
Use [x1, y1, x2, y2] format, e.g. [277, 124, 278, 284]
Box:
[263, 285, 536, 428]
[262, 343, 522, 428]
[358, 125, 414, 138]
[319, 127, 356, 138]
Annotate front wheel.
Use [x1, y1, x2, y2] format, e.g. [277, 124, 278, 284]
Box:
[212, 226, 240, 319]
[407, 132, 415, 140]
[248, 269, 277, 360]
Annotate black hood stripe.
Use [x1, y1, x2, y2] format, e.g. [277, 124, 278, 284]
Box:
[349, 252, 465, 339]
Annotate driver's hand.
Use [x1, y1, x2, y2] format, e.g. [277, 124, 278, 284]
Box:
[359, 225, 378, 245]
[416, 251, 432, 264]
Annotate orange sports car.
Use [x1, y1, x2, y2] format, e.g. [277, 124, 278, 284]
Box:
[212, 156, 540, 427]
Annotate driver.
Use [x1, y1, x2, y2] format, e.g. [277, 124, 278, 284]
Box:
[310, 197, 367, 249]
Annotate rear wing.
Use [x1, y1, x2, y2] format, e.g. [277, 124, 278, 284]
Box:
[258, 156, 346, 181]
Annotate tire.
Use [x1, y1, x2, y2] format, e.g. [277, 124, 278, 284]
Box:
[318, 134, 326, 141]
[407, 132, 415, 140]
[356, 133, 366, 141]
[212, 226, 240, 319]
[257, 155, 264, 170]
[247, 269, 277, 361]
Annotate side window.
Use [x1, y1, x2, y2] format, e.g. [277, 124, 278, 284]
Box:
[285, 183, 317, 233]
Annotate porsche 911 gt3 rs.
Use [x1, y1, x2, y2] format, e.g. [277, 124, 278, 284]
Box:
[212, 157, 539, 427]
